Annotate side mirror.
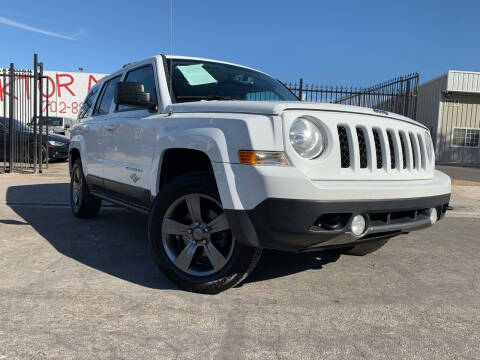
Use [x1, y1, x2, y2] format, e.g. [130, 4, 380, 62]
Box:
[114, 82, 153, 109]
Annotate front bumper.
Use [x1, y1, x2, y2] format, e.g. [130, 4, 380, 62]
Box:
[225, 193, 451, 252]
[48, 144, 69, 160]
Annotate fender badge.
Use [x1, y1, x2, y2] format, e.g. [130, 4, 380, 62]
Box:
[130, 173, 140, 183]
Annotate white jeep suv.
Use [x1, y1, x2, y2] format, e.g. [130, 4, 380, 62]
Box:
[69, 55, 451, 293]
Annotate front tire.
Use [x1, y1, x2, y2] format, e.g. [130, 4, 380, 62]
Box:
[148, 172, 262, 294]
[70, 159, 102, 218]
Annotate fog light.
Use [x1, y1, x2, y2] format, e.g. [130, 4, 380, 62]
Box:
[351, 215, 366, 236]
[429, 208, 438, 224]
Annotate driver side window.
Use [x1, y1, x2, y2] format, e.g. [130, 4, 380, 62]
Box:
[117, 65, 157, 112]
[93, 76, 121, 116]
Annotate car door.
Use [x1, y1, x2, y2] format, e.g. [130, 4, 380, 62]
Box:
[87, 76, 122, 182]
[102, 63, 162, 206]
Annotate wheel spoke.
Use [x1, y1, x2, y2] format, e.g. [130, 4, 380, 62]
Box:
[174, 242, 197, 272]
[74, 169, 82, 186]
[204, 241, 227, 271]
[73, 189, 80, 204]
[208, 213, 229, 233]
[163, 218, 190, 236]
[77, 189, 83, 206]
[185, 194, 202, 223]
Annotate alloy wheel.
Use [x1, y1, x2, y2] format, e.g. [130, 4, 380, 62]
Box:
[161, 193, 234, 276]
[71, 167, 83, 212]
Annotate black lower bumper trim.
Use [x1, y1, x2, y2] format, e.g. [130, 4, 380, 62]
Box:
[48, 148, 68, 160]
[225, 194, 451, 252]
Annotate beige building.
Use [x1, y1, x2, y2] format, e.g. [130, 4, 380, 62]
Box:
[417, 70, 480, 165]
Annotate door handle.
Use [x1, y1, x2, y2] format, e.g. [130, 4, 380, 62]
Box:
[104, 124, 117, 131]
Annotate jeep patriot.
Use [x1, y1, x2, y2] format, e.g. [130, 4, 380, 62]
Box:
[69, 55, 451, 293]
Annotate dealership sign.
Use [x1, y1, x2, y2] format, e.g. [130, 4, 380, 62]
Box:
[0, 70, 107, 119]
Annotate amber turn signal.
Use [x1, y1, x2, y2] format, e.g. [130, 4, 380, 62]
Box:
[238, 151, 289, 166]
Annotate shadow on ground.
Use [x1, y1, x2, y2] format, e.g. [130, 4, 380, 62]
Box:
[6, 183, 341, 290]
[245, 249, 341, 284]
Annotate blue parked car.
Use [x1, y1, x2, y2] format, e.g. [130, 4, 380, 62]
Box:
[0, 117, 69, 163]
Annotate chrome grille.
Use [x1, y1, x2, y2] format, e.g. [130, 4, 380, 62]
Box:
[337, 125, 429, 172]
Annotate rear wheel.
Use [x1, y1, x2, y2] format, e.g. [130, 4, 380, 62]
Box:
[148, 172, 262, 294]
[341, 239, 389, 256]
[70, 159, 102, 218]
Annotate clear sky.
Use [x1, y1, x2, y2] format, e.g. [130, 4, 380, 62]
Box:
[0, 0, 478, 87]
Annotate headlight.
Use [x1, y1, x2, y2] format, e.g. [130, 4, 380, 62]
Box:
[48, 140, 65, 147]
[289, 117, 325, 159]
[425, 131, 434, 161]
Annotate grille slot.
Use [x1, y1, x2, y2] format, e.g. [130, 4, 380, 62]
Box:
[386, 131, 396, 169]
[399, 132, 407, 169]
[372, 129, 383, 169]
[409, 132, 417, 169]
[417, 133, 426, 169]
[356, 128, 368, 168]
[337, 126, 350, 168]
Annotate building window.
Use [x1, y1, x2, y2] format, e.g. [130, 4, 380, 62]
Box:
[445, 99, 459, 106]
[452, 128, 480, 148]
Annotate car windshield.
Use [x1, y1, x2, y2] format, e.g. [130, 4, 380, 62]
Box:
[166, 58, 298, 103]
[32, 117, 63, 127]
[0, 117, 30, 132]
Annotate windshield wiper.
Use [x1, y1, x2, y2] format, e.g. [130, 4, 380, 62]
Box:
[176, 95, 242, 101]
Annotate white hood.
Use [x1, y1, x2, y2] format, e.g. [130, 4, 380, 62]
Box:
[167, 100, 426, 129]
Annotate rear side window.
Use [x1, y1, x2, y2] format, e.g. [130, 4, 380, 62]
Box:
[79, 87, 99, 119]
[93, 76, 121, 116]
[118, 65, 157, 112]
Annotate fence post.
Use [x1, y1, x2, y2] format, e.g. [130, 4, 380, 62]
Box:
[33, 54, 38, 173]
[404, 78, 411, 118]
[2, 71, 6, 173]
[45, 71, 49, 169]
[298, 78, 303, 101]
[38, 61, 43, 173]
[8, 63, 15, 173]
[412, 74, 419, 119]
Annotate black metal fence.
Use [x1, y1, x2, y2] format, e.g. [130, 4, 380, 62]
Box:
[1, 54, 418, 173]
[1, 54, 49, 173]
[285, 73, 419, 119]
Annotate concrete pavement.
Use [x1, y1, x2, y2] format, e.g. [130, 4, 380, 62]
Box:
[0, 167, 479, 359]
[437, 165, 480, 185]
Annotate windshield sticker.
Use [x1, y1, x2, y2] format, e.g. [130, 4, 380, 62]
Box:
[177, 64, 217, 86]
